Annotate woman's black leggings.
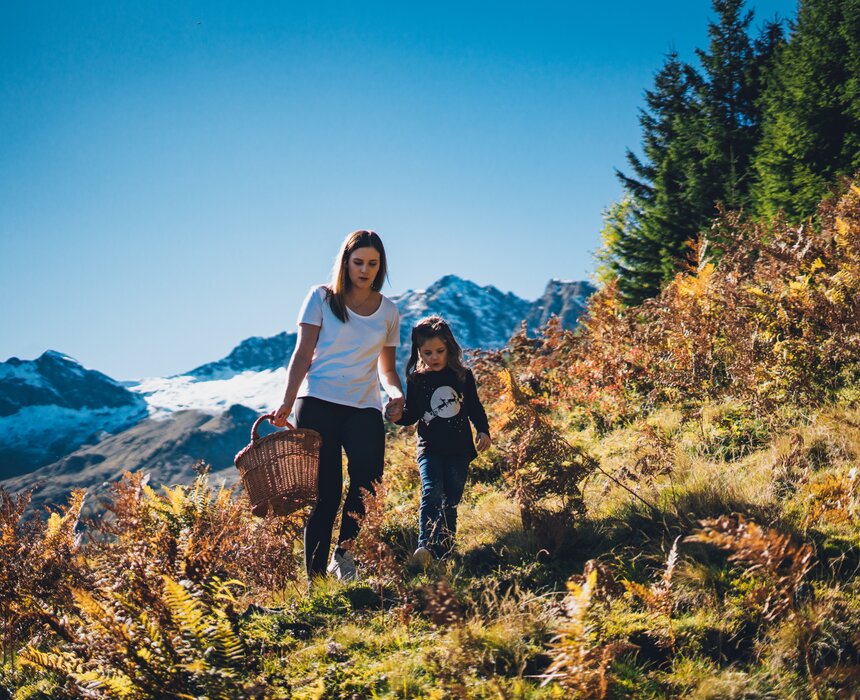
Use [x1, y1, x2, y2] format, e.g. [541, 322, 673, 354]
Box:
[294, 396, 385, 578]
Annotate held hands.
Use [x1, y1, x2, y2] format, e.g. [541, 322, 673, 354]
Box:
[271, 402, 295, 429]
[384, 395, 405, 422]
[476, 432, 491, 452]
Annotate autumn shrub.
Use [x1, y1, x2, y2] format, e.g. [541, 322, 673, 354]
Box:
[0, 488, 89, 668]
[482, 181, 860, 431]
[1, 470, 305, 697]
[490, 369, 598, 552]
[540, 562, 633, 698]
[93, 470, 304, 592]
[17, 575, 254, 699]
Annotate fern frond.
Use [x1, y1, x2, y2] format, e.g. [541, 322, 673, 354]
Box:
[43, 489, 86, 555]
[18, 646, 81, 674]
[162, 576, 209, 642]
[204, 576, 245, 605]
[71, 669, 135, 697]
[686, 514, 814, 621]
[71, 588, 134, 649]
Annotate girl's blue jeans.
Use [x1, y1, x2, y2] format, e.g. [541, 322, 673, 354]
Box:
[417, 453, 471, 557]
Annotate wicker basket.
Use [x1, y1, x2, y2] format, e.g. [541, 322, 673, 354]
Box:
[234, 413, 321, 517]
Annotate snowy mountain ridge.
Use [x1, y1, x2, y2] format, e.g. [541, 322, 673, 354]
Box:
[0, 351, 148, 479]
[0, 275, 594, 491]
[391, 274, 533, 356]
[186, 332, 297, 381]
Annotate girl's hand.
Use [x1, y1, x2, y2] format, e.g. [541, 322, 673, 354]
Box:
[271, 402, 295, 429]
[476, 433, 491, 452]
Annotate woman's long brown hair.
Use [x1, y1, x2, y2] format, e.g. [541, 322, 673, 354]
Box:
[405, 315, 468, 383]
[326, 230, 388, 322]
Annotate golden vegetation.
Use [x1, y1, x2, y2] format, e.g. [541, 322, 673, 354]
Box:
[3, 181, 860, 697]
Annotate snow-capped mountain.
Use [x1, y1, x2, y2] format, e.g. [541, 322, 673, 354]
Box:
[187, 332, 297, 380]
[390, 274, 532, 367]
[2, 404, 264, 512]
[0, 275, 594, 500]
[0, 351, 148, 479]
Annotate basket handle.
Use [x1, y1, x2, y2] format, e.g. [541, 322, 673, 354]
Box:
[251, 412, 292, 444]
[251, 413, 274, 443]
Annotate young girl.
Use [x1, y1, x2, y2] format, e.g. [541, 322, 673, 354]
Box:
[391, 315, 491, 565]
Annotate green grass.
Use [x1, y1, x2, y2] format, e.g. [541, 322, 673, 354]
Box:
[4, 398, 860, 699]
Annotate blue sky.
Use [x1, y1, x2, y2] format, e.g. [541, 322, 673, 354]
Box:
[1, 0, 797, 379]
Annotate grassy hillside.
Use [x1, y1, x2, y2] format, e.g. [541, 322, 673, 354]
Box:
[2, 182, 860, 698]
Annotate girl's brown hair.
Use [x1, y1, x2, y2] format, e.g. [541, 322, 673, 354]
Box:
[326, 230, 388, 322]
[405, 315, 468, 383]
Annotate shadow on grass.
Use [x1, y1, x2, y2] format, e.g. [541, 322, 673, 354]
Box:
[455, 479, 825, 591]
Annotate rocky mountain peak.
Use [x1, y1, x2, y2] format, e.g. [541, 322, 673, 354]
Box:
[0, 352, 149, 479]
[187, 332, 297, 380]
[0, 351, 144, 418]
[526, 279, 596, 333]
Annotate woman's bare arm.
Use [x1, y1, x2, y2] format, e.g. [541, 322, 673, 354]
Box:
[272, 323, 320, 427]
[377, 345, 404, 419]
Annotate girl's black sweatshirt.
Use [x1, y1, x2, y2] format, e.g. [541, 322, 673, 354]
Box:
[395, 366, 490, 460]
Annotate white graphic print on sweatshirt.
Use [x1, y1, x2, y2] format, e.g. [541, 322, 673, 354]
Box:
[421, 386, 464, 425]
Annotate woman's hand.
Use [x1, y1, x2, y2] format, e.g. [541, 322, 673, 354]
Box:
[476, 432, 491, 452]
[271, 402, 295, 429]
[377, 347, 404, 421]
[384, 395, 404, 422]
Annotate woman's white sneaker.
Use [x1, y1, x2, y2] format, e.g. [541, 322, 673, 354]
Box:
[327, 549, 358, 581]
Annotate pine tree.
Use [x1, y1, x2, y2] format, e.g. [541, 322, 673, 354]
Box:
[597, 197, 664, 304]
[603, 0, 782, 305]
[752, 0, 860, 220]
[607, 53, 702, 304]
[694, 0, 758, 212]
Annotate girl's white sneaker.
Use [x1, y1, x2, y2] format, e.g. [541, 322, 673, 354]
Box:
[412, 546, 434, 568]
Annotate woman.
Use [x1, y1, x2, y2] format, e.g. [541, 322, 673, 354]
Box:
[272, 230, 403, 583]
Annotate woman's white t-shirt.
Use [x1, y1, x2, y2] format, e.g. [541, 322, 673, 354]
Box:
[296, 285, 400, 410]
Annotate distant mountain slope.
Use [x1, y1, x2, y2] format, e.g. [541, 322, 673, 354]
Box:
[526, 279, 596, 333]
[187, 333, 297, 380]
[0, 351, 148, 479]
[390, 274, 531, 366]
[3, 404, 261, 510]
